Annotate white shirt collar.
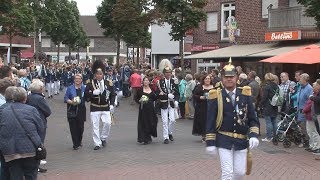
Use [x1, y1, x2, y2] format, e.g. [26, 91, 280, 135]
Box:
[225, 88, 236, 94]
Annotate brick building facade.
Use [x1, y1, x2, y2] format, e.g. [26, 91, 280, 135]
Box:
[189, 0, 320, 79]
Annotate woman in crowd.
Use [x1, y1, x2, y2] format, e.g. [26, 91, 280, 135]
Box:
[260, 73, 279, 142]
[192, 74, 214, 142]
[0, 86, 45, 180]
[177, 74, 187, 119]
[303, 80, 320, 154]
[27, 79, 52, 173]
[64, 74, 86, 150]
[135, 77, 158, 145]
[184, 74, 196, 119]
[0, 79, 14, 180]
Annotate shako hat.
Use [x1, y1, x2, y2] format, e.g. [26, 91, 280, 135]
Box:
[92, 60, 105, 74]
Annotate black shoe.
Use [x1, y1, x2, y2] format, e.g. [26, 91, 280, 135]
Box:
[169, 134, 174, 141]
[94, 146, 100, 150]
[38, 168, 47, 173]
[101, 140, 106, 147]
[73, 146, 80, 150]
[164, 139, 169, 144]
[143, 142, 148, 145]
[305, 147, 313, 152]
[312, 148, 320, 154]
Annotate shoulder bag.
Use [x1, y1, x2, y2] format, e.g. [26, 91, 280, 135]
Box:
[11, 105, 47, 160]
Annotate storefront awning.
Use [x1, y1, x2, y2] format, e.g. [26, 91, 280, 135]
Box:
[185, 44, 277, 59]
[184, 42, 319, 60]
[260, 44, 320, 64]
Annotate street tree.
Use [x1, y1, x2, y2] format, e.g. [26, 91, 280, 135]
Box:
[154, 0, 207, 69]
[28, 0, 58, 62]
[0, 0, 34, 65]
[297, 0, 320, 28]
[96, 0, 122, 66]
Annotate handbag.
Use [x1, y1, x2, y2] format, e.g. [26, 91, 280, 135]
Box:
[67, 105, 78, 119]
[10, 106, 47, 160]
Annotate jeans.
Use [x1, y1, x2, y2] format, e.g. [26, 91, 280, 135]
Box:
[265, 116, 277, 139]
[7, 157, 39, 180]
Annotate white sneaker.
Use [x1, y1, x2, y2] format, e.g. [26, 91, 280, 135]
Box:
[261, 138, 272, 142]
[40, 160, 47, 165]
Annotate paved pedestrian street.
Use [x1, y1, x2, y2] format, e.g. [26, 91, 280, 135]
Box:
[38, 94, 320, 180]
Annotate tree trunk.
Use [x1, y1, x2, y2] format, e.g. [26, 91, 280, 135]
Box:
[35, 29, 39, 63]
[68, 46, 71, 64]
[57, 44, 60, 64]
[136, 47, 140, 69]
[126, 45, 129, 63]
[77, 47, 80, 64]
[179, 36, 184, 71]
[116, 37, 120, 67]
[132, 47, 135, 66]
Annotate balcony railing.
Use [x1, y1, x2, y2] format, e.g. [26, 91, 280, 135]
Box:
[268, 6, 316, 29]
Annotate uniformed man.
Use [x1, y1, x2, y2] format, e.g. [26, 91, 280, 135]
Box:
[157, 66, 179, 144]
[85, 60, 116, 150]
[205, 58, 260, 180]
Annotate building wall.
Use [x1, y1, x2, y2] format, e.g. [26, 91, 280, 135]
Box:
[193, 0, 268, 47]
[41, 37, 126, 54]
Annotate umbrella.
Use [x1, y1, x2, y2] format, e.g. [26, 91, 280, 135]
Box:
[260, 44, 320, 64]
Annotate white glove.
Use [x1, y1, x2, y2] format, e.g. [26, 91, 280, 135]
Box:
[168, 93, 174, 100]
[206, 146, 217, 155]
[109, 105, 114, 113]
[174, 101, 179, 108]
[249, 137, 259, 149]
[93, 89, 101, 95]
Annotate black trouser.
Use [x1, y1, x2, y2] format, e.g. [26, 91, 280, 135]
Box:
[179, 102, 186, 118]
[68, 118, 84, 148]
[1, 152, 9, 180]
[7, 157, 39, 180]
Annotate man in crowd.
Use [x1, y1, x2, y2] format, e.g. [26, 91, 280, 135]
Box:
[205, 59, 259, 179]
[129, 69, 141, 105]
[157, 66, 179, 144]
[279, 72, 291, 111]
[85, 60, 116, 150]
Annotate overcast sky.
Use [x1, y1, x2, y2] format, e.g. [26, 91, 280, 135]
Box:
[74, 0, 102, 15]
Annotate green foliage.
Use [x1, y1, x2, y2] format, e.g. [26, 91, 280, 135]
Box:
[154, 0, 207, 41]
[297, 0, 320, 28]
[0, 0, 34, 38]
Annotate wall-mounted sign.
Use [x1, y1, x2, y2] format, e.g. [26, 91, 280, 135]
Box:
[191, 44, 219, 52]
[265, 31, 301, 41]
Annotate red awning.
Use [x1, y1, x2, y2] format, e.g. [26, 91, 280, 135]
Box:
[260, 44, 320, 64]
[20, 51, 34, 59]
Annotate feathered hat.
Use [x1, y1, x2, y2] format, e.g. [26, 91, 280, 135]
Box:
[158, 59, 173, 74]
[92, 60, 106, 74]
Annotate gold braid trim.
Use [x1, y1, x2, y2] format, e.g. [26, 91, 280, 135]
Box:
[206, 133, 216, 140]
[215, 88, 223, 130]
[249, 127, 259, 134]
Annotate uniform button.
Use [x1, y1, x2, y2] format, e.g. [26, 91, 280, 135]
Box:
[234, 124, 236, 126]
[233, 130, 236, 132]
[233, 110, 236, 112]
[234, 117, 236, 120]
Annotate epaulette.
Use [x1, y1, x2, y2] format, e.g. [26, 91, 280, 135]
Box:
[239, 86, 251, 96]
[215, 81, 224, 88]
[86, 79, 91, 84]
[208, 89, 218, 99]
[108, 80, 113, 86]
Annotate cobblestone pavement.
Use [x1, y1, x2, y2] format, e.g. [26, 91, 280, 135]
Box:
[38, 93, 320, 180]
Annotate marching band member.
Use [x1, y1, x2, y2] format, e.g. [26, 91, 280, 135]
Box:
[157, 59, 179, 144]
[205, 58, 260, 180]
[84, 60, 116, 150]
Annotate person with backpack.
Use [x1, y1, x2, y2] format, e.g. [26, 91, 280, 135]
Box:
[260, 73, 279, 142]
